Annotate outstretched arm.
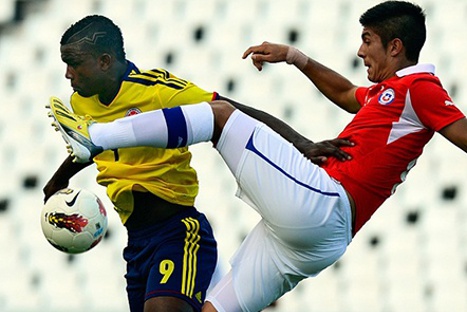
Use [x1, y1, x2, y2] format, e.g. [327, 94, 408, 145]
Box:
[218, 95, 352, 163]
[242, 41, 361, 113]
[439, 118, 467, 153]
[43, 155, 92, 202]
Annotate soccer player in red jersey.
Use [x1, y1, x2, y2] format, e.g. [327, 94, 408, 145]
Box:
[48, 1, 467, 311]
[243, 1, 466, 236]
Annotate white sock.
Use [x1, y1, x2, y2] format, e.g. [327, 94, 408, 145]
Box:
[89, 102, 214, 150]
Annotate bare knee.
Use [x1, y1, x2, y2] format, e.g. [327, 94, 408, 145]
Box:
[202, 301, 218, 312]
[144, 296, 194, 312]
[208, 100, 236, 144]
[209, 100, 235, 127]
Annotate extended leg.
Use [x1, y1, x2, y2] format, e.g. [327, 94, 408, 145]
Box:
[47, 97, 235, 162]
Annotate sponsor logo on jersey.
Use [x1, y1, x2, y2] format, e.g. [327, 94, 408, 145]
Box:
[378, 88, 395, 105]
[126, 108, 142, 116]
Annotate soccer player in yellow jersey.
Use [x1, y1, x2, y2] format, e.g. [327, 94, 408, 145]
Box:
[43, 15, 218, 312]
[44, 15, 352, 312]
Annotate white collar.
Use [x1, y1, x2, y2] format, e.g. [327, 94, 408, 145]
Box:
[396, 63, 435, 77]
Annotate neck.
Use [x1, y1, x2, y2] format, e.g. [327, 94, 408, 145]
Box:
[98, 60, 128, 105]
[381, 59, 417, 82]
[395, 59, 417, 74]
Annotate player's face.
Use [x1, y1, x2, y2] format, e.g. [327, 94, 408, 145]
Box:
[357, 27, 393, 83]
[60, 43, 106, 97]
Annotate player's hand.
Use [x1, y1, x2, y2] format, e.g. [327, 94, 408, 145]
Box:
[301, 138, 354, 165]
[43, 178, 69, 203]
[242, 41, 290, 71]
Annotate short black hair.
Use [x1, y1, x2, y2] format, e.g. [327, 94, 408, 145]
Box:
[61, 15, 126, 61]
[359, 1, 426, 62]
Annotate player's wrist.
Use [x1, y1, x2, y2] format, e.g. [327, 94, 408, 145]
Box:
[286, 47, 308, 70]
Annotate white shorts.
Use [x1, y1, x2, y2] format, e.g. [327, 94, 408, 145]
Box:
[208, 110, 353, 312]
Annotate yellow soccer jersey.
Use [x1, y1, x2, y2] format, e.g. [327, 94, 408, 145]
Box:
[70, 61, 218, 224]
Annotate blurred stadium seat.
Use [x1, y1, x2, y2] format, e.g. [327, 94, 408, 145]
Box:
[1, 0, 467, 311]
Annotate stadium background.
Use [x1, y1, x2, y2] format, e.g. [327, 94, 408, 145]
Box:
[1, 0, 467, 311]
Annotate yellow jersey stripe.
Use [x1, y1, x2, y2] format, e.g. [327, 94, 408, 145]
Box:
[125, 74, 186, 89]
[149, 68, 189, 85]
[127, 69, 188, 89]
[181, 217, 201, 297]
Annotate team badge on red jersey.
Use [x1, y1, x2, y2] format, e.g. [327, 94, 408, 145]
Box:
[378, 88, 395, 105]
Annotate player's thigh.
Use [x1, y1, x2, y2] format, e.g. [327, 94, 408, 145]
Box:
[228, 216, 350, 312]
[144, 296, 195, 312]
[124, 244, 147, 311]
[228, 221, 305, 311]
[144, 215, 217, 310]
[237, 124, 341, 228]
[125, 211, 217, 311]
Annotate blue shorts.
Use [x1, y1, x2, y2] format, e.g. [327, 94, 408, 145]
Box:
[124, 208, 217, 311]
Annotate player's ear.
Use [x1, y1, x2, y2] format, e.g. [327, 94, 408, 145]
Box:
[389, 38, 404, 57]
[99, 53, 112, 71]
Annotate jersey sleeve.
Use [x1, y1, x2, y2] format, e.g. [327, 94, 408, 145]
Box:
[355, 86, 369, 107]
[409, 78, 465, 131]
[164, 82, 216, 107]
[154, 70, 217, 108]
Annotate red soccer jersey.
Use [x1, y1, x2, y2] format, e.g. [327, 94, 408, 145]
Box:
[321, 64, 465, 235]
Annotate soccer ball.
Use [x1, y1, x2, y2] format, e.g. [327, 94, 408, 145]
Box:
[41, 188, 108, 254]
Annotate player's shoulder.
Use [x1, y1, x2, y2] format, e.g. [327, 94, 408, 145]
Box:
[396, 64, 441, 87]
[402, 72, 446, 96]
[126, 67, 189, 89]
[383, 72, 444, 100]
[129, 67, 166, 78]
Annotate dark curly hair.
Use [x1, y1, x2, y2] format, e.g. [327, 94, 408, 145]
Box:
[359, 1, 426, 62]
[61, 15, 126, 61]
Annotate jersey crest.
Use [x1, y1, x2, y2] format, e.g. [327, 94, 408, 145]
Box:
[126, 108, 142, 116]
[378, 88, 395, 105]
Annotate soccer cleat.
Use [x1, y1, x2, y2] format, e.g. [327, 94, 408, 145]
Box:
[47, 97, 103, 163]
